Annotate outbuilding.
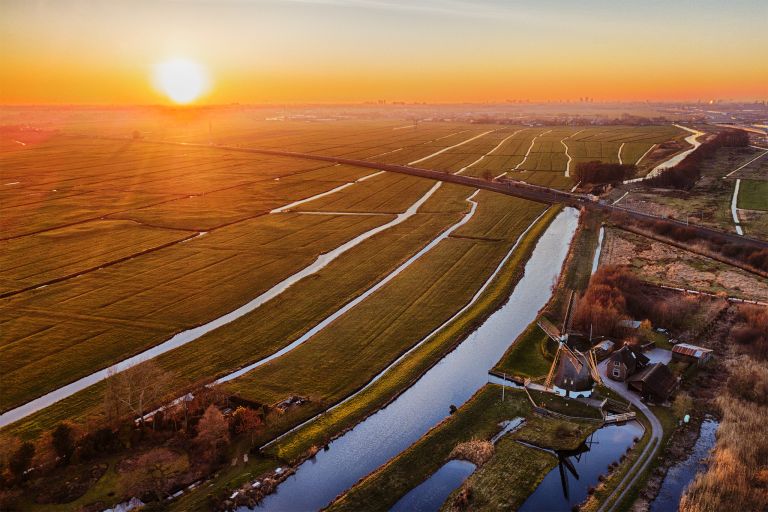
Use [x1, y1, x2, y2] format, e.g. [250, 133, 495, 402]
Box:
[627, 363, 678, 402]
[671, 343, 713, 366]
[593, 339, 616, 358]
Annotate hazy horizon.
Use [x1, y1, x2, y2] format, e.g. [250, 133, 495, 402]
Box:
[2, 0, 766, 105]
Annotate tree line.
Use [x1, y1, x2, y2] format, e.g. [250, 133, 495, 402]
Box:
[0, 361, 269, 510]
[572, 161, 637, 185]
[645, 129, 750, 190]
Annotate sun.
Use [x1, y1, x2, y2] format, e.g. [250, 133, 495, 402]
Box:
[152, 58, 210, 104]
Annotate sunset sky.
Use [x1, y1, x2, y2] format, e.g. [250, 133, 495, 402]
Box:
[1, 0, 766, 105]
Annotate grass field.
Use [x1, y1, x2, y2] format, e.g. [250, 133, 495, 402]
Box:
[3, 125, 544, 436]
[1, 212, 395, 411]
[0, 120, 682, 439]
[221, 195, 546, 406]
[737, 179, 768, 210]
[2, 126, 495, 412]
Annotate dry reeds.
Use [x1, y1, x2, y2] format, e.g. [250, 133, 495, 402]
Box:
[680, 357, 768, 512]
[450, 439, 494, 466]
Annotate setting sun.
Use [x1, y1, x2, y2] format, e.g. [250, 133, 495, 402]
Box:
[152, 58, 210, 104]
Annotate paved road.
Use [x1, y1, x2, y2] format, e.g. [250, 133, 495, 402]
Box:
[597, 360, 663, 512]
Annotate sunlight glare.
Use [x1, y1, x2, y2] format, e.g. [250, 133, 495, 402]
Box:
[152, 58, 210, 104]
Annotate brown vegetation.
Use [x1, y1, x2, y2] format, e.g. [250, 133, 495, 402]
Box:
[121, 447, 186, 502]
[646, 130, 749, 189]
[573, 161, 636, 184]
[449, 439, 495, 466]
[729, 305, 768, 361]
[609, 211, 768, 274]
[572, 266, 705, 338]
[104, 360, 174, 428]
[0, 375, 267, 509]
[195, 405, 230, 463]
[680, 356, 768, 512]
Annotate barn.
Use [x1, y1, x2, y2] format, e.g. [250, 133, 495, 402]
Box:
[671, 343, 713, 366]
[627, 363, 678, 402]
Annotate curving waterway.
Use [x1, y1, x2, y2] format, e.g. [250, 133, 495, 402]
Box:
[243, 207, 580, 511]
[623, 125, 705, 184]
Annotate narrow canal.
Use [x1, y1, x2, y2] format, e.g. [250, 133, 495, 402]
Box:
[245, 207, 580, 511]
[650, 416, 719, 512]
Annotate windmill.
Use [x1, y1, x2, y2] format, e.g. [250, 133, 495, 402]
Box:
[539, 320, 602, 393]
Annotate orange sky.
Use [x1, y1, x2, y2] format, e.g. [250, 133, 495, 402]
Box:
[1, 0, 766, 105]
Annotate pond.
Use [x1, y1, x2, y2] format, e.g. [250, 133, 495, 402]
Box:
[520, 421, 644, 512]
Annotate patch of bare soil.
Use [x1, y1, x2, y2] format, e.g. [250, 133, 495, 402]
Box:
[620, 195, 678, 218]
[600, 228, 768, 302]
[28, 462, 108, 504]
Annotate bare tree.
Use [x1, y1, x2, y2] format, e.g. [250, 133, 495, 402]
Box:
[103, 360, 173, 427]
[195, 405, 229, 461]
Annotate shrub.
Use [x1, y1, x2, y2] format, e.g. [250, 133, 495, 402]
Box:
[8, 442, 34, 481]
[51, 422, 76, 465]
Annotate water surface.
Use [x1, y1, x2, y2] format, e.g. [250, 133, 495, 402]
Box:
[390, 460, 476, 512]
[650, 417, 719, 512]
[246, 208, 580, 511]
[520, 421, 644, 512]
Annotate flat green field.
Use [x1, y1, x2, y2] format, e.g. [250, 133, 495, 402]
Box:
[738, 179, 768, 210]
[221, 194, 546, 406]
[0, 120, 682, 444]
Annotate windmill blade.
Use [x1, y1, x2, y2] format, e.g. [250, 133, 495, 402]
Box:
[537, 318, 562, 344]
[561, 455, 580, 480]
[587, 349, 603, 384]
[545, 343, 562, 389]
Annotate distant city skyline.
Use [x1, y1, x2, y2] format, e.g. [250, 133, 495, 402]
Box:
[1, 0, 766, 105]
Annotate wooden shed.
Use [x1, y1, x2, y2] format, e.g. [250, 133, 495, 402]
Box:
[671, 343, 713, 366]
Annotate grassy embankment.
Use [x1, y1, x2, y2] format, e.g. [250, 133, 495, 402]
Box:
[492, 210, 602, 381]
[328, 385, 596, 512]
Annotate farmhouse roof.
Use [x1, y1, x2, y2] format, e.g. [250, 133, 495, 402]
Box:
[609, 345, 649, 369]
[628, 363, 677, 400]
[595, 340, 615, 351]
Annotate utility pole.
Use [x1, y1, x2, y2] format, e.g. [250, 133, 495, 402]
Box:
[502, 373, 506, 402]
